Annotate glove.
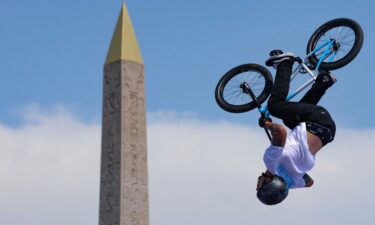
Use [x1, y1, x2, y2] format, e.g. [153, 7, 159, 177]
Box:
[257, 171, 274, 191]
[259, 116, 272, 128]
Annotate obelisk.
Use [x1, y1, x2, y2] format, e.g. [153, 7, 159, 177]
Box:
[99, 3, 149, 225]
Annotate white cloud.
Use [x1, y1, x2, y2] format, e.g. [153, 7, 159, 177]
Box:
[0, 105, 101, 225]
[0, 107, 374, 225]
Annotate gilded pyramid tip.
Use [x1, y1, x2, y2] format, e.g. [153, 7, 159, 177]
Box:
[105, 2, 143, 65]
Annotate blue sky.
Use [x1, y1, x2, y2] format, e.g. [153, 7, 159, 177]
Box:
[1, 0, 374, 128]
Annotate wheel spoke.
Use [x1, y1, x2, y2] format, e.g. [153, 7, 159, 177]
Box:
[335, 26, 342, 40]
[312, 25, 357, 63]
[222, 70, 266, 106]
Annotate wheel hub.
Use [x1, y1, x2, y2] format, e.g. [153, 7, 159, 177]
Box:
[332, 39, 340, 52]
[240, 82, 250, 94]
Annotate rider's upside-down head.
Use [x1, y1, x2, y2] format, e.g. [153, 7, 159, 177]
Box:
[256, 171, 289, 205]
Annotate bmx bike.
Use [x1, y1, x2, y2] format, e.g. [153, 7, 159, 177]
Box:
[215, 18, 364, 140]
[215, 18, 363, 139]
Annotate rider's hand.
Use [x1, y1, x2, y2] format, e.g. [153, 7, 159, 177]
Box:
[256, 171, 274, 191]
[256, 175, 266, 191]
[259, 116, 272, 128]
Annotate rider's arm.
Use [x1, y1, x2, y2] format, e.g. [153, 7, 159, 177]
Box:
[303, 173, 314, 187]
[264, 121, 287, 147]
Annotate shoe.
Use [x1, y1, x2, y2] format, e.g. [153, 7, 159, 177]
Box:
[315, 71, 337, 89]
[265, 50, 296, 68]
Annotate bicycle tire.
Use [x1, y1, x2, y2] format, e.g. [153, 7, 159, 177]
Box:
[306, 18, 364, 70]
[215, 64, 273, 113]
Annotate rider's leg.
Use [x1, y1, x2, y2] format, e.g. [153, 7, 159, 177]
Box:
[267, 60, 299, 115]
[267, 60, 329, 129]
[266, 54, 336, 144]
[299, 83, 327, 105]
[267, 60, 306, 129]
[267, 60, 293, 110]
[267, 63, 336, 140]
[299, 71, 336, 105]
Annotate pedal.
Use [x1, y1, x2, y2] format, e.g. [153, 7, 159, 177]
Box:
[307, 62, 316, 70]
[299, 61, 316, 74]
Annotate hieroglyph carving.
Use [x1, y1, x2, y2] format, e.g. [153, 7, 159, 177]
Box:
[99, 61, 149, 225]
[100, 61, 122, 225]
[121, 61, 148, 225]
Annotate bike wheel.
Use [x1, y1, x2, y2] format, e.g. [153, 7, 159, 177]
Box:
[306, 18, 364, 70]
[215, 64, 273, 113]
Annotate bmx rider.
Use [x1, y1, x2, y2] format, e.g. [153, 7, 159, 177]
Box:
[256, 50, 337, 205]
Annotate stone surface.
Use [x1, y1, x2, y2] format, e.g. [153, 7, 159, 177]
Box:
[99, 60, 149, 225]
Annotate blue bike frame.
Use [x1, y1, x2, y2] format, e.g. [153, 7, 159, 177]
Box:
[259, 40, 336, 118]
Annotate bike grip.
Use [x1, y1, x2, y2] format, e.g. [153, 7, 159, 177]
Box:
[265, 111, 271, 119]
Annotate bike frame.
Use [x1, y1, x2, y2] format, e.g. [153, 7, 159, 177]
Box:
[258, 39, 336, 118]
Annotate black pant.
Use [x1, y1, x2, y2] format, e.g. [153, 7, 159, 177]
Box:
[267, 61, 336, 138]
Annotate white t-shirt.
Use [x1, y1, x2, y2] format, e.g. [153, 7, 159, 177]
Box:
[263, 122, 315, 189]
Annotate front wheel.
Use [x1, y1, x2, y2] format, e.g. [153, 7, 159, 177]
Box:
[215, 64, 273, 113]
[306, 18, 364, 70]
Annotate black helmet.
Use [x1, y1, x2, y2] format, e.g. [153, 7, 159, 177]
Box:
[257, 175, 289, 205]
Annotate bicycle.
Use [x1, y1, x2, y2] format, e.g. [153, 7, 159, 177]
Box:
[214, 18, 364, 140]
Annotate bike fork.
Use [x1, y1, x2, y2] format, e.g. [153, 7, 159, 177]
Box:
[240, 82, 272, 142]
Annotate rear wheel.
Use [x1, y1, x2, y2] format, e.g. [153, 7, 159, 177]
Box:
[306, 18, 364, 70]
[215, 64, 273, 113]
